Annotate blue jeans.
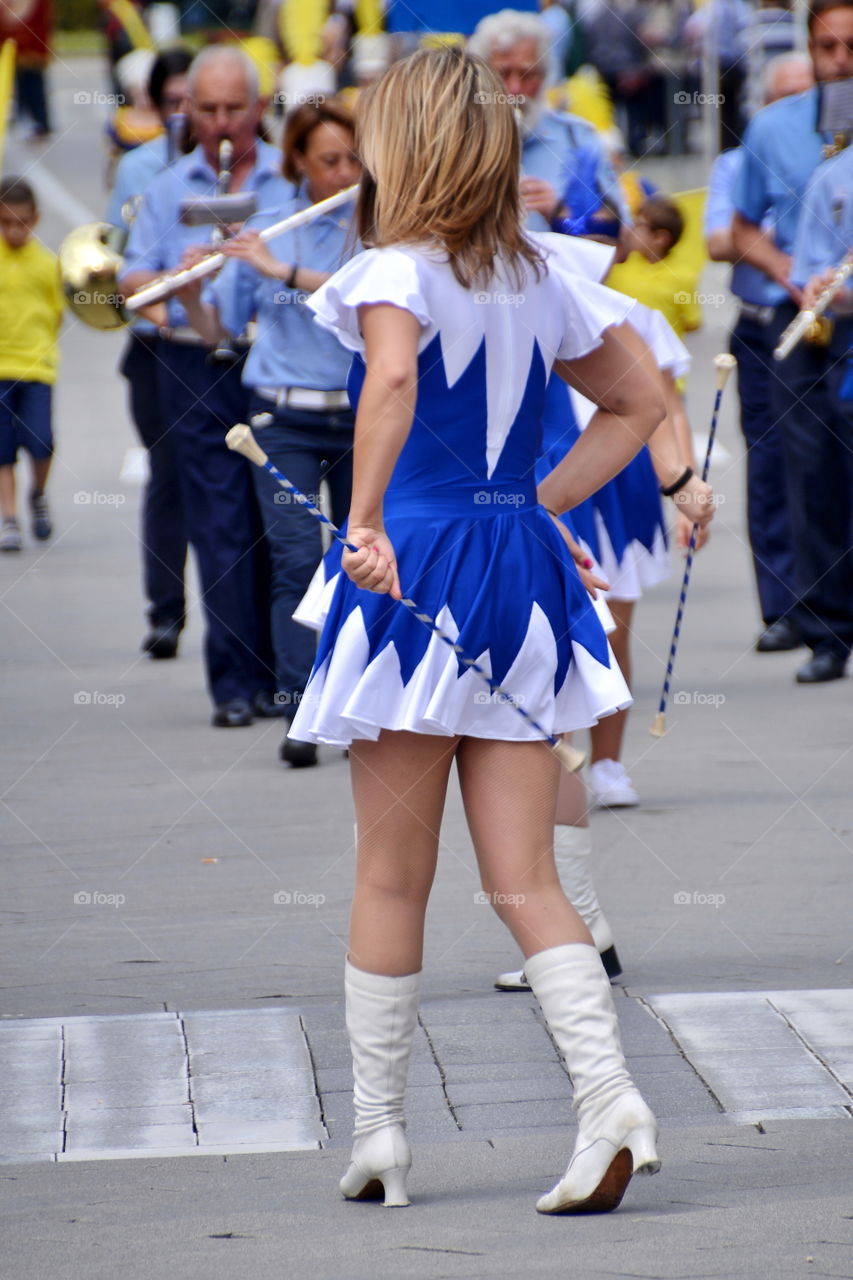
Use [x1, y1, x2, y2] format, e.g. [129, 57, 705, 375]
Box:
[249, 399, 354, 708]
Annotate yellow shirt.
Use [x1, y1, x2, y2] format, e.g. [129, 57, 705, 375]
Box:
[0, 238, 64, 385]
[607, 252, 702, 342]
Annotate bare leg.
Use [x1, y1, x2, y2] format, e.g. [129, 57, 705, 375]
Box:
[589, 598, 635, 766]
[456, 737, 591, 958]
[30, 456, 51, 495]
[348, 730, 459, 975]
[0, 465, 16, 521]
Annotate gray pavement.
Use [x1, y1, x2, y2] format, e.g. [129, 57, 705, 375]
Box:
[1, 55, 852, 1280]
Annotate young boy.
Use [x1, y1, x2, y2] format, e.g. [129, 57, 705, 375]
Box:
[0, 177, 64, 552]
[607, 194, 702, 339]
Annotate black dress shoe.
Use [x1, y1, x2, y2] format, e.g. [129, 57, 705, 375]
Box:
[755, 618, 802, 653]
[795, 651, 848, 684]
[142, 622, 181, 660]
[253, 690, 290, 718]
[211, 698, 254, 727]
[279, 727, 318, 767]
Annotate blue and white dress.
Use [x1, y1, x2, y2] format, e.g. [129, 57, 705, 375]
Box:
[289, 236, 635, 747]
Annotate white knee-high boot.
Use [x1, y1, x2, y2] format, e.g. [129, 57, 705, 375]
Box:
[525, 943, 660, 1214]
[553, 826, 621, 978]
[339, 959, 421, 1207]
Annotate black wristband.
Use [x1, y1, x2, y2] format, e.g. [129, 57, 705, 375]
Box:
[660, 466, 693, 497]
[286, 263, 299, 289]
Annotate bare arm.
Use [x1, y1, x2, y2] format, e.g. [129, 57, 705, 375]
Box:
[706, 226, 734, 263]
[339, 303, 421, 599]
[731, 212, 802, 305]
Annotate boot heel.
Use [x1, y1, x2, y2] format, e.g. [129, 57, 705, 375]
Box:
[623, 1123, 661, 1174]
[378, 1165, 410, 1207]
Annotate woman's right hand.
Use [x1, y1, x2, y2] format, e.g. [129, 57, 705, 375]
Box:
[342, 526, 401, 600]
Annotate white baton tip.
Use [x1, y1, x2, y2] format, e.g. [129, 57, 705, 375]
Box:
[713, 353, 737, 389]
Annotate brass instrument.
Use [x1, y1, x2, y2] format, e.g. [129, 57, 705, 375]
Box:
[58, 222, 129, 331]
[774, 252, 853, 361]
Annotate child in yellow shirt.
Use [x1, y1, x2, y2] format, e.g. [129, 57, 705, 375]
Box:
[607, 195, 702, 341]
[0, 177, 64, 552]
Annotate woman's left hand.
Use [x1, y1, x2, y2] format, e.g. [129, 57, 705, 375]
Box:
[547, 511, 610, 599]
[221, 230, 285, 280]
[342, 526, 401, 599]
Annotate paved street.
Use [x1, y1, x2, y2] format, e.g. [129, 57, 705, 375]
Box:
[1, 55, 851, 1280]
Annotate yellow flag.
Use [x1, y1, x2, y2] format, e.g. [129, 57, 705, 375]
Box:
[0, 39, 16, 176]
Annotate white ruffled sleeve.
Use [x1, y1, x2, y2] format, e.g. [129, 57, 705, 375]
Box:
[531, 232, 635, 362]
[630, 302, 691, 378]
[308, 247, 433, 354]
[531, 231, 615, 283]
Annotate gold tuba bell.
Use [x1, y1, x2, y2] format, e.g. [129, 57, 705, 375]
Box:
[58, 221, 130, 331]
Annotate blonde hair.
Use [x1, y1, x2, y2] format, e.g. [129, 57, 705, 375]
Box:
[356, 47, 543, 289]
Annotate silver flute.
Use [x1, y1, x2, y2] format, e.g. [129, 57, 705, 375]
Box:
[774, 250, 853, 360]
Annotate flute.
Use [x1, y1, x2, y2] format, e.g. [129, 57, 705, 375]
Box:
[774, 250, 853, 361]
[125, 183, 360, 313]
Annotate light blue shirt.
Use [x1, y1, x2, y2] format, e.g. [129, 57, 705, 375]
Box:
[121, 140, 289, 329]
[105, 134, 170, 230]
[733, 88, 826, 305]
[791, 145, 853, 289]
[211, 187, 358, 391]
[705, 147, 779, 306]
[521, 109, 628, 233]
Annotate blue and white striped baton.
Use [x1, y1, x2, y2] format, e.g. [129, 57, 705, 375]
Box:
[226, 423, 584, 771]
[650, 354, 736, 737]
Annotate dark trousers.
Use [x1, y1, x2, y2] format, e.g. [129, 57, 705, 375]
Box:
[249, 400, 354, 707]
[156, 342, 274, 705]
[119, 332, 187, 630]
[771, 306, 853, 657]
[15, 67, 50, 133]
[730, 311, 798, 626]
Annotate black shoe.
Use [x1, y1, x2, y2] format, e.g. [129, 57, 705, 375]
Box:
[212, 698, 254, 727]
[142, 621, 181, 660]
[795, 651, 848, 684]
[756, 617, 802, 653]
[279, 726, 318, 767]
[253, 690, 289, 718]
[600, 945, 623, 980]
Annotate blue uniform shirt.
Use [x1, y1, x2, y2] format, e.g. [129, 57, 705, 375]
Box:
[733, 88, 825, 305]
[521, 110, 628, 233]
[211, 187, 358, 391]
[791, 145, 853, 288]
[121, 139, 288, 329]
[705, 147, 779, 306]
[105, 134, 170, 230]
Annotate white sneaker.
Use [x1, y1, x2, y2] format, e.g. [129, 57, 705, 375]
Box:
[587, 759, 639, 808]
